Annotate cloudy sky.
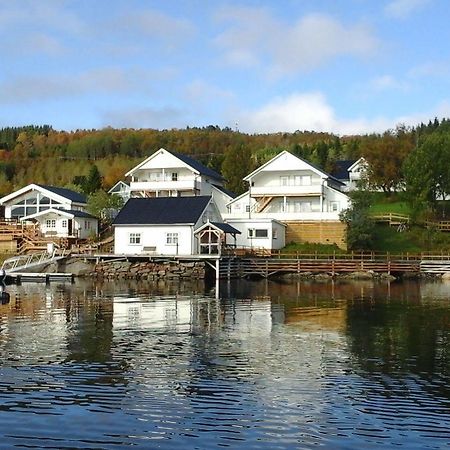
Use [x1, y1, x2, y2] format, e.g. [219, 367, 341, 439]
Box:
[1, 0, 449, 134]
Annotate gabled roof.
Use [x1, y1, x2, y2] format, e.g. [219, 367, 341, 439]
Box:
[0, 183, 86, 205]
[212, 184, 236, 199]
[195, 221, 241, 235]
[125, 148, 223, 181]
[108, 181, 130, 194]
[113, 196, 212, 225]
[21, 208, 97, 221]
[331, 160, 356, 181]
[348, 156, 367, 172]
[37, 185, 86, 203]
[243, 150, 341, 183]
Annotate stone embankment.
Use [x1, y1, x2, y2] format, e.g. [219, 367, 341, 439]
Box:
[90, 260, 206, 280]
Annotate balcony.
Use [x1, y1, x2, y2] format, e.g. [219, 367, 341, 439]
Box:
[129, 180, 198, 193]
[250, 184, 323, 197]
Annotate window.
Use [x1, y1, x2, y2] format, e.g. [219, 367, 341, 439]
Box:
[330, 201, 339, 212]
[129, 233, 141, 245]
[248, 228, 268, 238]
[272, 229, 278, 239]
[245, 205, 251, 213]
[300, 175, 311, 186]
[46, 219, 56, 228]
[280, 176, 289, 186]
[62, 220, 68, 228]
[166, 233, 179, 245]
[171, 172, 178, 181]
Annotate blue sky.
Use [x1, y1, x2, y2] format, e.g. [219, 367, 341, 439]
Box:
[1, 0, 449, 134]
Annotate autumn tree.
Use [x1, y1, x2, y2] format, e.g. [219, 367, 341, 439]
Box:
[361, 126, 415, 194]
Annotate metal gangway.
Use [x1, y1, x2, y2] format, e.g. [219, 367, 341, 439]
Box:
[1, 248, 68, 273]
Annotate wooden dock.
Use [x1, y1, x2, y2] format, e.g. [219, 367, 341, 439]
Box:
[6, 272, 74, 284]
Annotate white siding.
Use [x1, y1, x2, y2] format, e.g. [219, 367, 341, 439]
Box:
[114, 225, 194, 255]
[225, 219, 285, 250]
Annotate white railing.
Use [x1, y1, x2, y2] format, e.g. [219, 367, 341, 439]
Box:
[2, 249, 67, 273]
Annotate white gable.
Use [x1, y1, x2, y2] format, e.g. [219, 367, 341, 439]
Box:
[244, 151, 327, 180]
[125, 148, 198, 176]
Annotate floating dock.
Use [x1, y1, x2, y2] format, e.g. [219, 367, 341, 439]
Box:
[5, 272, 74, 284]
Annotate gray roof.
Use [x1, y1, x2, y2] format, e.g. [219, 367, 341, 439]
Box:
[64, 209, 97, 219]
[113, 196, 211, 225]
[210, 222, 241, 234]
[37, 185, 86, 203]
[212, 184, 236, 198]
[170, 150, 224, 181]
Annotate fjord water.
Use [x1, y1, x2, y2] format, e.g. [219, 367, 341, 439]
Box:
[0, 279, 448, 449]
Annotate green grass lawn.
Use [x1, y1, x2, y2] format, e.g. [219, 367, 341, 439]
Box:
[373, 224, 450, 253]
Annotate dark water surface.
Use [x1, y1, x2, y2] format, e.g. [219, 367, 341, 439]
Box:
[0, 278, 448, 449]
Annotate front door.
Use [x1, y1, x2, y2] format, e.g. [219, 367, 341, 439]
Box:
[68, 219, 73, 236]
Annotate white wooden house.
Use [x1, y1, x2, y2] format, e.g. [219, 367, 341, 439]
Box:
[0, 184, 87, 219]
[113, 196, 239, 256]
[223, 151, 350, 248]
[0, 184, 99, 239]
[20, 208, 98, 239]
[224, 151, 350, 221]
[125, 148, 225, 199]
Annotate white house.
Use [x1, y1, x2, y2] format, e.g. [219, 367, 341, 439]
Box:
[113, 196, 240, 256]
[332, 157, 368, 191]
[20, 208, 98, 239]
[125, 148, 225, 200]
[224, 218, 286, 251]
[0, 184, 87, 219]
[108, 181, 131, 202]
[224, 151, 350, 221]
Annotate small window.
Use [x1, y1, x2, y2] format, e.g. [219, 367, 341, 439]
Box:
[129, 233, 141, 245]
[330, 201, 339, 212]
[245, 205, 250, 213]
[280, 176, 289, 186]
[62, 220, 67, 228]
[166, 233, 179, 245]
[171, 172, 178, 181]
[272, 229, 278, 239]
[46, 219, 56, 228]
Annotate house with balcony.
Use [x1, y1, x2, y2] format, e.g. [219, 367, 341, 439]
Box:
[223, 151, 350, 248]
[125, 148, 225, 199]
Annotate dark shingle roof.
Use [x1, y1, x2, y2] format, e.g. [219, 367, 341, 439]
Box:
[37, 185, 86, 203]
[210, 222, 241, 234]
[113, 196, 211, 225]
[169, 150, 223, 181]
[330, 160, 356, 181]
[65, 209, 97, 219]
[212, 184, 236, 199]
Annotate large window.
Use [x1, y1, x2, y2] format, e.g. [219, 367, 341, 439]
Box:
[129, 233, 141, 245]
[166, 233, 179, 245]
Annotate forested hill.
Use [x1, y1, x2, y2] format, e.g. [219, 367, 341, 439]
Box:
[0, 119, 446, 196]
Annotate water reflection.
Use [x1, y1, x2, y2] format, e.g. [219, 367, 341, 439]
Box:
[0, 278, 448, 449]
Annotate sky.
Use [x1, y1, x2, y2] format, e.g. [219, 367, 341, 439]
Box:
[1, 0, 449, 135]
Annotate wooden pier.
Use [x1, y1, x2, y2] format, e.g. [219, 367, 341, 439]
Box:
[217, 251, 450, 279]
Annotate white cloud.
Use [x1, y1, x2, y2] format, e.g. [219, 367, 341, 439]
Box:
[234, 92, 450, 135]
[385, 0, 431, 18]
[0, 68, 156, 104]
[369, 75, 411, 92]
[214, 7, 379, 76]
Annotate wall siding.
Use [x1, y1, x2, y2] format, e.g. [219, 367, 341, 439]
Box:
[284, 221, 347, 249]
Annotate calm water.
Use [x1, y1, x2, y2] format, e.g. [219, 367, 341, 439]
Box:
[0, 278, 448, 449]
